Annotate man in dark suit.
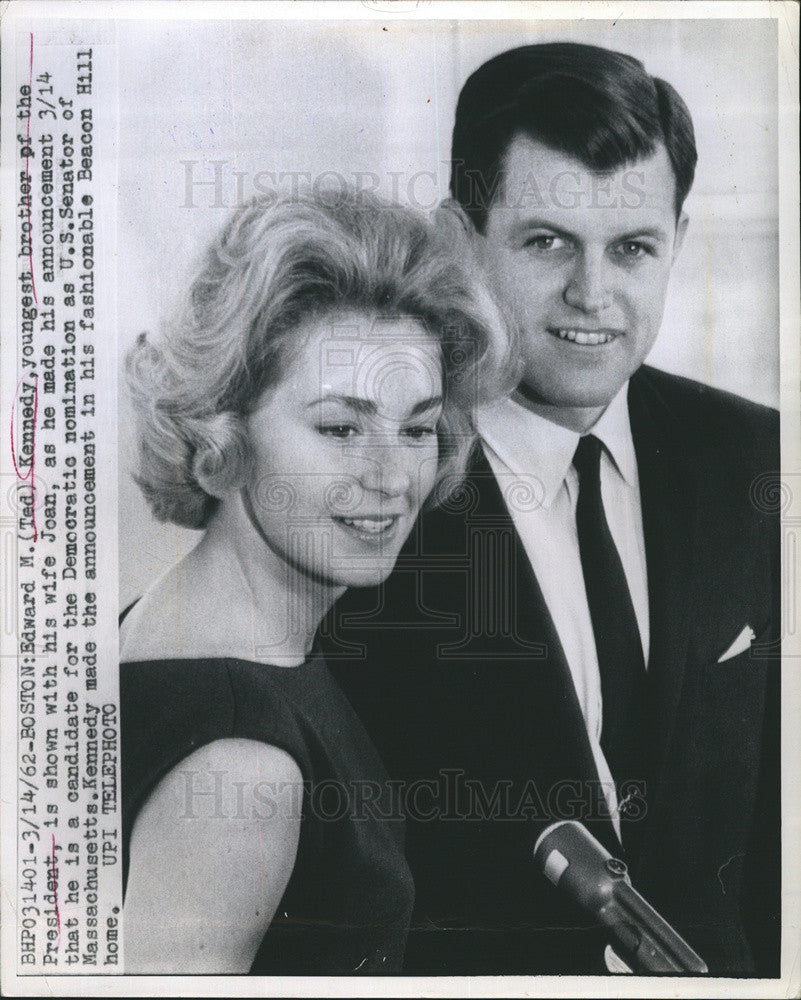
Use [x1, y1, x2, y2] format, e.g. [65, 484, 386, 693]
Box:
[326, 42, 780, 976]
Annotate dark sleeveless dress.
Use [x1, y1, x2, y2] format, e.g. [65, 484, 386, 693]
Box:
[120, 650, 414, 974]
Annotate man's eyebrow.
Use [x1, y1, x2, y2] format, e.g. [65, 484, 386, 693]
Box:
[614, 226, 669, 243]
[510, 218, 576, 240]
[510, 219, 670, 244]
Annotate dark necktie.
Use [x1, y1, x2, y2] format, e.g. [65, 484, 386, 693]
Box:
[573, 434, 647, 835]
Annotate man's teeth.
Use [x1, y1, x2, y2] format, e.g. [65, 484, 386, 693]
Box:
[341, 517, 394, 533]
[553, 329, 616, 345]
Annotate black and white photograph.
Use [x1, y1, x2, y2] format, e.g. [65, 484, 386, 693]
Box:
[1, 2, 798, 995]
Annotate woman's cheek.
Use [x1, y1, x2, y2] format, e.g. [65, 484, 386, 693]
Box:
[418, 447, 439, 504]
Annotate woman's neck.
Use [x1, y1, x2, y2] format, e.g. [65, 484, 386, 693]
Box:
[183, 496, 344, 666]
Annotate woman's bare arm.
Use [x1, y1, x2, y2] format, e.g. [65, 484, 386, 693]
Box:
[123, 737, 303, 973]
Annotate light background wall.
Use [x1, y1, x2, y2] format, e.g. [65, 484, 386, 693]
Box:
[117, 16, 779, 607]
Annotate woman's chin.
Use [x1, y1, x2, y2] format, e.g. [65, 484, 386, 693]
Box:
[335, 561, 400, 590]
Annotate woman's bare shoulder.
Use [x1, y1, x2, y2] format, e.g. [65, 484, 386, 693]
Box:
[124, 737, 303, 973]
[133, 736, 304, 826]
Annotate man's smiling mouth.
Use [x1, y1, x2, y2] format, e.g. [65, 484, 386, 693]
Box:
[548, 327, 620, 345]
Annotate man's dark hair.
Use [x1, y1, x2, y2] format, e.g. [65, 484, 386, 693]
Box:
[450, 42, 697, 230]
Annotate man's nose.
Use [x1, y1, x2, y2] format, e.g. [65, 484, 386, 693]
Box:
[563, 250, 614, 313]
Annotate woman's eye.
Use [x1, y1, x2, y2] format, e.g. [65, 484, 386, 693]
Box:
[318, 424, 358, 439]
[403, 425, 438, 441]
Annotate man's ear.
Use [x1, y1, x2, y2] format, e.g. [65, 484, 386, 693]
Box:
[434, 197, 480, 244]
[672, 211, 689, 263]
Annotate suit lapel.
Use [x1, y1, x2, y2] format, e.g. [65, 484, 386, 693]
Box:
[467, 448, 613, 823]
[629, 369, 700, 789]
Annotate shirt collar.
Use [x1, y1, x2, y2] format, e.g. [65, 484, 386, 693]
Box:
[590, 382, 638, 488]
[476, 382, 636, 510]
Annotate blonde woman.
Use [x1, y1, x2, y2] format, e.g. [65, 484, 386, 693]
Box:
[120, 188, 510, 974]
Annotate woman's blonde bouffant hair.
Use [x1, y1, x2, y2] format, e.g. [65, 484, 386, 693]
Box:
[126, 186, 516, 529]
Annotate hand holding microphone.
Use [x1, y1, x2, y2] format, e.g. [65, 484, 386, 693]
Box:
[533, 820, 708, 974]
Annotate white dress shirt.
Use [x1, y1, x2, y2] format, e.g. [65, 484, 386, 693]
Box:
[476, 383, 649, 840]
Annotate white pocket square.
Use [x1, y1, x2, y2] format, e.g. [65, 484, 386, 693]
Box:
[717, 625, 756, 663]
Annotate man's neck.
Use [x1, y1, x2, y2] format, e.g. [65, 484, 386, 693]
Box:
[512, 386, 608, 433]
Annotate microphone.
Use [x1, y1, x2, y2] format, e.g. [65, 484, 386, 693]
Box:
[533, 820, 708, 974]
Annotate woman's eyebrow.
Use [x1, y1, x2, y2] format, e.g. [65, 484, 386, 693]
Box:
[307, 394, 443, 417]
[407, 395, 444, 417]
[307, 394, 377, 415]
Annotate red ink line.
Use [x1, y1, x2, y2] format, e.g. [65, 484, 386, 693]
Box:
[51, 834, 61, 950]
[9, 375, 39, 541]
[27, 33, 38, 304]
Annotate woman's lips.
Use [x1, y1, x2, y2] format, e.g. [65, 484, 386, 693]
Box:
[332, 515, 401, 542]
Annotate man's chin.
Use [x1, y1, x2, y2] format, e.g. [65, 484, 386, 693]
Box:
[526, 350, 640, 399]
[517, 381, 626, 413]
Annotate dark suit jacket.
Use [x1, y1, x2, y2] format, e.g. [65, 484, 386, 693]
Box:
[325, 365, 781, 976]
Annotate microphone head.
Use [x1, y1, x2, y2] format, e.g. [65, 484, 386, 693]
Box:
[533, 821, 709, 974]
[533, 820, 631, 912]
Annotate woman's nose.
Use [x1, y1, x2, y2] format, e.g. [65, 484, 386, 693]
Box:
[357, 448, 414, 498]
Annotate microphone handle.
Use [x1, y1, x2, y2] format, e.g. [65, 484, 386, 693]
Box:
[602, 881, 708, 974]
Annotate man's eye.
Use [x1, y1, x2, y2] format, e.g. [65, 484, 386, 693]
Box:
[525, 234, 564, 251]
[617, 241, 651, 258]
[318, 424, 358, 439]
